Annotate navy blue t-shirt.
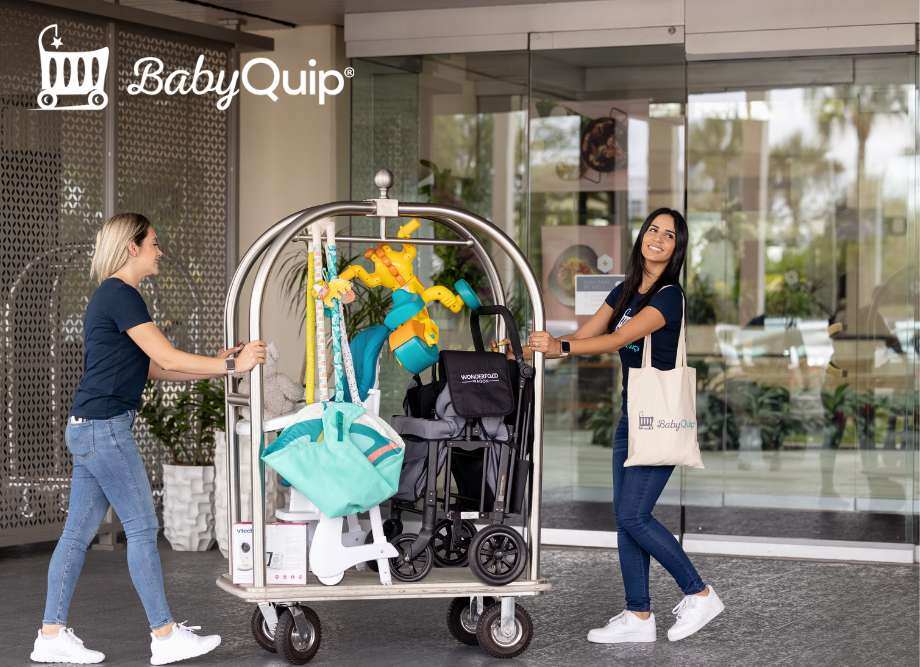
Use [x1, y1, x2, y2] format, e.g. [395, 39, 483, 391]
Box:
[605, 283, 684, 406]
[70, 278, 153, 419]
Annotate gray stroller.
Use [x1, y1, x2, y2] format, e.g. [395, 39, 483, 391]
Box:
[382, 305, 535, 585]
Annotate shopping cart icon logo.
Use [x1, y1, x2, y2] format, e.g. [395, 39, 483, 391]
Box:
[36, 24, 109, 111]
[638, 412, 654, 430]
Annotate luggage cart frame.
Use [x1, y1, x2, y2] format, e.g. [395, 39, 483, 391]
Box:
[218, 170, 548, 661]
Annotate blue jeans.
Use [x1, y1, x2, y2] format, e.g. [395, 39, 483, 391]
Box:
[613, 413, 705, 612]
[43, 411, 173, 629]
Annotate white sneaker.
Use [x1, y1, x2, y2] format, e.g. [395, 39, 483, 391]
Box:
[149, 622, 221, 665]
[667, 585, 724, 641]
[30, 627, 105, 664]
[587, 610, 656, 644]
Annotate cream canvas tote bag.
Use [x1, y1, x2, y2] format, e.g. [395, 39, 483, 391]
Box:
[625, 293, 704, 468]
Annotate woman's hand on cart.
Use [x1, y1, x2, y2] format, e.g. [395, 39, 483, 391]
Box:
[218, 343, 245, 359]
[527, 331, 564, 358]
[233, 340, 268, 372]
[490, 338, 535, 361]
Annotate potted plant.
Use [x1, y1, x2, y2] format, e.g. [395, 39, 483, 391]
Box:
[140, 379, 224, 551]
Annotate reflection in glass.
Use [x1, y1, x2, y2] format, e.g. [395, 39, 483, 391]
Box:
[686, 55, 918, 542]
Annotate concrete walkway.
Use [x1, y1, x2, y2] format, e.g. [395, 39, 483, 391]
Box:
[3, 542, 917, 666]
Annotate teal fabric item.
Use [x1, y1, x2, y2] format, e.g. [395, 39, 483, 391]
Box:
[260, 402, 404, 518]
[346, 324, 390, 401]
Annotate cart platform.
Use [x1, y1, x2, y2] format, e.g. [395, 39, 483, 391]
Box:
[217, 569, 551, 603]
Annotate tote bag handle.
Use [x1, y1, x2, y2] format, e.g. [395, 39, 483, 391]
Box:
[640, 286, 687, 369]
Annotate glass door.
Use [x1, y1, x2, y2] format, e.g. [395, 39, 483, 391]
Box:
[529, 45, 687, 534]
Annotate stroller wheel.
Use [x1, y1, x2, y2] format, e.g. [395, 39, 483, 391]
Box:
[274, 605, 321, 664]
[468, 525, 527, 586]
[432, 519, 477, 567]
[446, 596, 498, 645]
[476, 601, 533, 658]
[389, 533, 433, 582]
[383, 518, 403, 539]
[250, 605, 277, 653]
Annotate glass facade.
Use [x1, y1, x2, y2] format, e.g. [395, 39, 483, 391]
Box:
[352, 46, 919, 548]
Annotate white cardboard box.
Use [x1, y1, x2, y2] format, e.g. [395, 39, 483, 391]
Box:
[232, 522, 308, 585]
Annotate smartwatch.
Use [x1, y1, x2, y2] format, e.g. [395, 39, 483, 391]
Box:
[560, 340, 571, 357]
[225, 356, 237, 374]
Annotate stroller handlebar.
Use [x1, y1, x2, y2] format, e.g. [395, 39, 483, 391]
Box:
[470, 304, 524, 366]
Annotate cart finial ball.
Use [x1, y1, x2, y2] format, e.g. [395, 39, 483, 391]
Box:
[374, 169, 394, 191]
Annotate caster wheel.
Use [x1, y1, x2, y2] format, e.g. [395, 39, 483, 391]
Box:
[316, 571, 344, 586]
[388, 533, 433, 582]
[274, 605, 321, 664]
[446, 597, 498, 645]
[250, 605, 277, 653]
[476, 602, 533, 659]
[383, 518, 403, 539]
[432, 519, 477, 567]
[468, 525, 527, 586]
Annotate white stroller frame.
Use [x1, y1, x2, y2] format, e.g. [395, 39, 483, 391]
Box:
[220, 169, 548, 661]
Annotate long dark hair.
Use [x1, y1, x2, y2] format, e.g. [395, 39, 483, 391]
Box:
[609, 208, 688, 330]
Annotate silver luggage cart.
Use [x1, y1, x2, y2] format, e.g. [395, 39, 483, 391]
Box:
[218, 170, 549, 662]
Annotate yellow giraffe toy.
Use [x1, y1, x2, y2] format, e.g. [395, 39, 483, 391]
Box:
[339, 218, 470, 372]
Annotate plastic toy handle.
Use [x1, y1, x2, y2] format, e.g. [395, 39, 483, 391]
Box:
[470, 304, 524, 365]
[397, 218, 421, 239]
[453, 279, 481, 310]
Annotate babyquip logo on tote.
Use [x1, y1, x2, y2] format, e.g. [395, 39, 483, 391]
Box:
[35, 23, 353, 111]
[637, 412, 696, 432]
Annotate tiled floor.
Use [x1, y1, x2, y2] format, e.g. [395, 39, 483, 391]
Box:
[3, 541, 918, 666]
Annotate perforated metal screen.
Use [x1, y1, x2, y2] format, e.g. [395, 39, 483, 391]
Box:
[0, 2, 232, 546]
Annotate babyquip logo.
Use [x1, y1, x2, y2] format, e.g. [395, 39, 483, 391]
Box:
[637, 412, 697, 432]
[35, 24, 353, 111]
[36, 24, 110, 110]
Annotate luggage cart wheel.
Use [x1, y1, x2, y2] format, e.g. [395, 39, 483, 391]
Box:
[468, 525, 528, 586]
[250, 605, 277, 653]
[274, 605, 321, 664]
[446, 596, 497, 645]
[475, 601, 533, 659]
[388, 533, 433, 582]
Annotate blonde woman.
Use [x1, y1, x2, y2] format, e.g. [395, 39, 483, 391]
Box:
[31, 213, 266, 665]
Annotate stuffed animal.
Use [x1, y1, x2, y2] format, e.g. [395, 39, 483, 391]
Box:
[239, 342, 303, 420]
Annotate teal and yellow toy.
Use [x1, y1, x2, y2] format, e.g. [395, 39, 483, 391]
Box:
[340, 218, 481, 376]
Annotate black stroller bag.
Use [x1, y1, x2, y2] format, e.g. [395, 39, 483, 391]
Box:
[438, 350, 515, 419]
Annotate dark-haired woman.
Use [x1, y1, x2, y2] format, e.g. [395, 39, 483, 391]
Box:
[529, 209, 723, 644]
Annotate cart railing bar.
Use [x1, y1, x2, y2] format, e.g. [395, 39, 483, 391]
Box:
[226, 393, 250, 407]
[291, 234, 474, 247]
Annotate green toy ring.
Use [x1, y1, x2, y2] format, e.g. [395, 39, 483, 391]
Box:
[454, 279, 481, 310]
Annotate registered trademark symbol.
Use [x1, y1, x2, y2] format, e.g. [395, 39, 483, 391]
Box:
[344, 67, 355, 78]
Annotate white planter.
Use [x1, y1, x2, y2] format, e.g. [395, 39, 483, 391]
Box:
[162, 464, 216, 551]
[213, 430, 286, 557]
